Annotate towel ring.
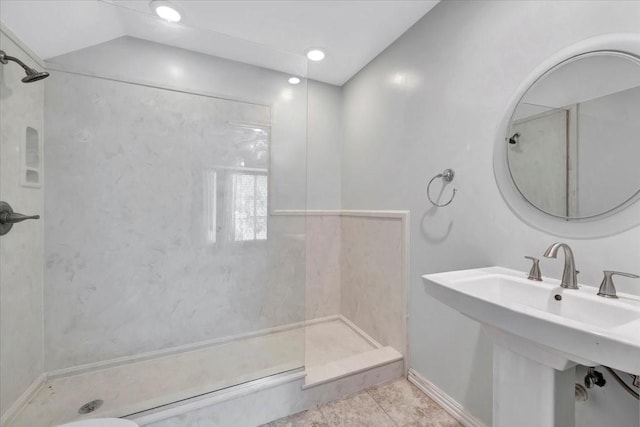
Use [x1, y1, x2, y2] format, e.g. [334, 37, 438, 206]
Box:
[427, 169, 457, 207]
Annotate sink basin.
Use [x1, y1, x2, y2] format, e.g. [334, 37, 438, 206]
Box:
[423, 267, 640, 374]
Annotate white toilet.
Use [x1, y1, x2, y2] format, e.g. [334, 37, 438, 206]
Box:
[58, 419, 139, 427]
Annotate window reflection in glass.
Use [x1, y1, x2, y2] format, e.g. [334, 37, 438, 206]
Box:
[232, 173, 268, 242]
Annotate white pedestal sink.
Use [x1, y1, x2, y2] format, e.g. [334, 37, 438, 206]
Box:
[422, 267, 640, 427]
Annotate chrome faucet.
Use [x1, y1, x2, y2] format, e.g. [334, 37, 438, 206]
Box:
[543, 242, 579, 289]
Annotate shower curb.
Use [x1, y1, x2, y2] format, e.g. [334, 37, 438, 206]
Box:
[130, 360, 403, 426]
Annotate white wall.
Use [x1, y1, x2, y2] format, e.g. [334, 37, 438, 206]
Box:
[307, 80, 342, 209]
[0, 30, 44, 418]
[341, 1, 640, 426]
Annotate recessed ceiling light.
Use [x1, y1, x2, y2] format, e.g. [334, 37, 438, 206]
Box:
[150, 0, 181, 22]
[288, 77, 301, 85]
[306, 49, 325, 62]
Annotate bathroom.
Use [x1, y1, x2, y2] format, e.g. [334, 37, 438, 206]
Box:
[0, 1, 638, 426]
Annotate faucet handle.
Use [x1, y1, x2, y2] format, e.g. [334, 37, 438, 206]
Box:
[524, 256, 542, 281]
[597, 270, 639, 299]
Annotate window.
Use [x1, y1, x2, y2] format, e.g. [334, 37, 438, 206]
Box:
[231, 173, 267, 241]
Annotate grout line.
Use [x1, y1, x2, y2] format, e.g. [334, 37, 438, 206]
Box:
[365, 387, 401, 427]
[368, 378, 463, 427]
[367, 388, 400, 427]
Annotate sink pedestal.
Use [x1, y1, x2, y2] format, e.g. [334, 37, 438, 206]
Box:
[493, 342, 576, 427]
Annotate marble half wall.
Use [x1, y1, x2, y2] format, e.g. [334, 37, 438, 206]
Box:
[340, 213, 408, 362]
[303, 211, 408, 361]
[305, 215, 341, 319]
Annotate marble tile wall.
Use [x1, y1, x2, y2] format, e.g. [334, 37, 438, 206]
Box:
[340, 215, 406, 358]
[0, 31, 45, 417]
[304, 212, 407, 360]
[47, 37, 310, 213]
[44, 72, 305, 370]
[305, 215, 341, 319]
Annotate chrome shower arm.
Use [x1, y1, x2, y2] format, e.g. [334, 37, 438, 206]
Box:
[0, 50, 30, 70]
[0, 50, 49, 83]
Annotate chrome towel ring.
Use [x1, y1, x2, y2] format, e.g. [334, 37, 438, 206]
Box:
[427, 169, 457, 207]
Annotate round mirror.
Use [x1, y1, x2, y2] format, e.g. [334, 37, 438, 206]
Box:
[506, 51, 640, 220]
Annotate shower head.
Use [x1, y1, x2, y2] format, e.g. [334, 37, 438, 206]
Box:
[21, 68, 50, 83]
[0, 50, 49, 83]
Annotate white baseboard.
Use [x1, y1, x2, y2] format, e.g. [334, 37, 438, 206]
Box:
[408, 369, 487, 427]
[0, 374, 47, 427]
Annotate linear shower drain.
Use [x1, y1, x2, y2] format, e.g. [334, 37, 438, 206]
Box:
[78, 399, 103, 414]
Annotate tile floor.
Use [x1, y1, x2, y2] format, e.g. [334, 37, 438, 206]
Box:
[261, 378, 462, 427]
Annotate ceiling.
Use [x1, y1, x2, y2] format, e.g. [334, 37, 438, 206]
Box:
[0, 0, 439, 85]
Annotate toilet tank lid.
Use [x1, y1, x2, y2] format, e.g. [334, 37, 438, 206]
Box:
[58, 419, 139, 427]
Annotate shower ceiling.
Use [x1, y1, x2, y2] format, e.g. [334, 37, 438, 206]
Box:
[0, 0, 439, 85]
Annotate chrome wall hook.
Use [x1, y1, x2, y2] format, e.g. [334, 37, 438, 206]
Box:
[427, 169, 457, 207]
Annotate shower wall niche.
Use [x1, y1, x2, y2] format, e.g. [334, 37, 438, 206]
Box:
[21, 126, 41, 187]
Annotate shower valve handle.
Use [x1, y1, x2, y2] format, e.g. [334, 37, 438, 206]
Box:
[0, 211, 40, 224]
[0, 201, 40, 236]
[0, 212, 40, 224]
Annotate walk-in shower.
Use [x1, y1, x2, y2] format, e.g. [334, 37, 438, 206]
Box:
[1, 2, 406, 425]
[0, 5, 309, 423]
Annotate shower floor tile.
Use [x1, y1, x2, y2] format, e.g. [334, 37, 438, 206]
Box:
[8, 317, 378, 427]
[305, 319, 376, 367]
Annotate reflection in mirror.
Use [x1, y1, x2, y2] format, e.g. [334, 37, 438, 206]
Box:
[507, 52, 640, 220]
